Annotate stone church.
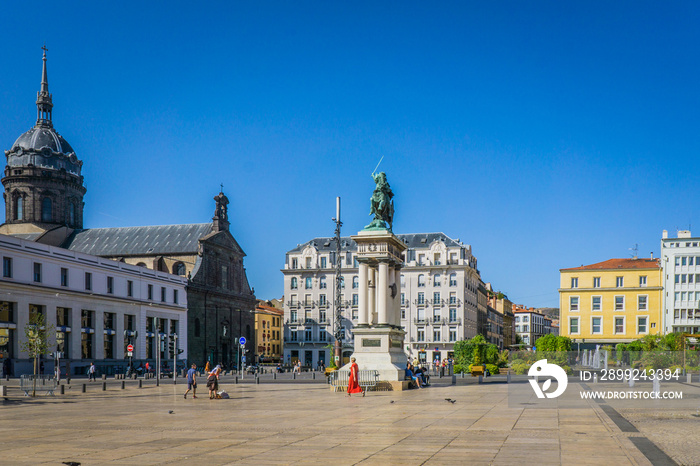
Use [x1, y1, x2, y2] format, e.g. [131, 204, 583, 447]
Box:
[1, 50, 256, 368]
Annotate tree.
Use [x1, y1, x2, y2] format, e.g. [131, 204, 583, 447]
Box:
[20, 312, 54, 397]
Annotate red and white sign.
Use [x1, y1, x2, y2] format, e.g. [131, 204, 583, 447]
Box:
[127, 344, 134, 352]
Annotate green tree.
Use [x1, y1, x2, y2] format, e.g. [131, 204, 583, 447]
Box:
[20, 312, 54, 397]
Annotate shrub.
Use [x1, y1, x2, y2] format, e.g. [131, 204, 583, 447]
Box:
[454, 364, 468, 374]
[511, 363, 530, 375]
[485, 364, 499, 375]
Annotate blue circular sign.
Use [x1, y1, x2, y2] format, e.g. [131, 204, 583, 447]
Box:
[239, 337, 247, 345]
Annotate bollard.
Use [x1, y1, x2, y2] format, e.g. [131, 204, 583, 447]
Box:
[256, 376, 260, 385]
[461, 371, 464, 379]
[60, 385, 65, 395]
[293, 373, 296, 380]
[313, 372, 316, 380]
[102, 374, 106, 381]
[121, 381, 125, 389]
[235, 376, 238, 384]
[138, 379, 142, 388]
[102, 382, 107, 391]
[687, 373, 692, 383]
[82, 384, 86, 393]
[451, 375, 456, 385]
[507, 373, 511, 384]
[1, 385, 7, 396]
[273, 372, 276, 380]
[478, 375, 483, 384]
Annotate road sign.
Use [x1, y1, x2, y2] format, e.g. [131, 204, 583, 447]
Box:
[127, 344, 134, 352]
[239, 337, 246, 346]
[127, 351, 133, 357]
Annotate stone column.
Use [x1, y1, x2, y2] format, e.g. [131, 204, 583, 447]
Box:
[368, 267, 376, 325]
[378, 261, 388, 325]
[358, 262, 369, 326]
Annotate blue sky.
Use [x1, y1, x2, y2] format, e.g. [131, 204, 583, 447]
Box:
[1, 2, 699, 307]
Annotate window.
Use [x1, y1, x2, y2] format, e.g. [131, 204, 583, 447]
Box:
[85, 272, 92, 290]
[305, 277, 312, 289]
[592, 317, 602, 334]
[173, 289, 178, 304]
[638, 295, 647, 310]
[570, 317, 579, 334]
[305, 257, 312, 268]
[589, 296, 600, 311]
[291, 277, 298, 289]
[433, 329, 441, 341]
[320, 257, 327, 268]
[148, 284, 153, 300]
[682, 256, 687, 266]
[107, 276, 114, 294]
[304, 328, 313, 342]
[615, 296, 624, 310]
[81, 309, 94, 328]
[304, 294, 312, 306]
[401, 308, 406, 319]
[449, 292, 456, 304]
[449, 273, 457, 287]
[433, 309, 441, 323]
[340, 277, 345, 289]
[637, 317, 648, 334]
[571, 277, 578, 288]
[616, 276, 624, 287]
[221, 265, 228, 289]
[418, 254, 425, 265]
[290, 329, 298, 342]
[593, 277, 601, 288]
[418, 274, 425, 287]
[319, 276, 327, 289]
[615, 317, 625, 334]
[433, 253, 441, 265]
[434, 274, 441, 286]
[570, 296, 579, 311]
[14, 195, 23, 220]
[433, 292, 440, 304]
[319, 309, 326, 322]
[639, 275, 647, 287]
[353, 257, 359, 268]
[319, 327, 326, 342]
[291, 258, 298, 269]
[417, 292, 425, 305]
[417, 329, 425, 341]
[352, 294, 358, 306]
[352, 276, 359, 289]
[401, 275, 406, 288]
[3, 257, 12, 278]
[449, 329, 457, 342]
[60, 268, 68, 287]
[41, 197, 52, 222]
[33, 263, 42, 282]
[400, 293, 405, 305]
[127, 280, 133, 297]
[319, 294, 327, 306]
[449, 308, 457, 322]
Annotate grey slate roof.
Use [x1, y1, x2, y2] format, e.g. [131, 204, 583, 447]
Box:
[287, 232, 464, 253]
[62, 223, 213, 256]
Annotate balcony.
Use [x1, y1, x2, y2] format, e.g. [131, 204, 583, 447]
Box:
[413, 318, 428, 325]
[447, 318, 462, 326]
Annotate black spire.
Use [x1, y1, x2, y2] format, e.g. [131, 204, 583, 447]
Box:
[36, 45, 53, 127]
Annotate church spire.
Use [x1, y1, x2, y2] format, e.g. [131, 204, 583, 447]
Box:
[36, 45, 53, 127]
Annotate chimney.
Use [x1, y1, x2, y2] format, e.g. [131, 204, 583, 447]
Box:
[662, 230, 668, 239]
[650, 252, 654, 260]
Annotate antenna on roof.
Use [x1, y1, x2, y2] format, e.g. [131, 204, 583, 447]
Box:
[628, 243, 638, 260]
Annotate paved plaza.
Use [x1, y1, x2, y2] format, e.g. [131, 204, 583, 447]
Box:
[0, 374, 698, 465]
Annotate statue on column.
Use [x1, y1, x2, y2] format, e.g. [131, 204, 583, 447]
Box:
[365, 171, 394, 231]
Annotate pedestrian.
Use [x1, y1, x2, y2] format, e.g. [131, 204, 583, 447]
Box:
[347, 357, 364, 397]
[204, 361, 211, 374]
[65, 359, 71, 383]
[2, 358, 10, 377]
[88, 362, 96, 381]
[55, 364, 61, 383]
[207, 365, 221, 399]
[184, 363, 198, 399]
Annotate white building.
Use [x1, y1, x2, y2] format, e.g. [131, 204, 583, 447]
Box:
[0, 234, 188, 376]
[660, 229, 700, 334]
[281, 233, 480, 368]
[513, 307, 547, 347]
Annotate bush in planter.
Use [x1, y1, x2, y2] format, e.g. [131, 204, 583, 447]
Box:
[485, 364, 499, 375]
[511, 363, 530, 375]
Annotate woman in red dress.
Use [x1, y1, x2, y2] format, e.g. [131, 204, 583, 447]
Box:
[347, 357, 364, 396]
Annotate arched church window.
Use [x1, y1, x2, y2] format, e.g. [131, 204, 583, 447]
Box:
[69, 202, 75, 225]
[13, 195, 23, 221]
[41, 197, 52, 222]
[173, 262, 186, 276]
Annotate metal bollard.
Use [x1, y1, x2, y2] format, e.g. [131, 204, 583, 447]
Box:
[293, 373, 296, 380]
[138, 379, 142, 388]
[451, 375, 456, 385]
[274, 372, 276, 380]
[235, 376, 238, 384]
[60, 384, 65, 395]
[687, 373, 692, 383]
[82, 383, 86, 393]
[478, 375, 483, 384]
[313, 373, 316, 380]
[256, 376, 260, 385]
[507, 373, 511, 384]
[102, 382, 107, 391]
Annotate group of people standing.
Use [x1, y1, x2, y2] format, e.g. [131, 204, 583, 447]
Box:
[183, 361, 222, 400]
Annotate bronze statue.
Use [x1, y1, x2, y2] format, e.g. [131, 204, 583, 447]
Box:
[365, 171, 394, 231]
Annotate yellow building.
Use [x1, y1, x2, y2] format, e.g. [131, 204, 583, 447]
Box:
[559, 258, 662, 344]
[254, 300, 284, 363]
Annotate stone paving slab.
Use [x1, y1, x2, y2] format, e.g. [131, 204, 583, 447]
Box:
[0, 379, 697, 464]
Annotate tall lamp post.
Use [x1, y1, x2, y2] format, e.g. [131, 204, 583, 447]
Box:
[332, 197, 343, 367]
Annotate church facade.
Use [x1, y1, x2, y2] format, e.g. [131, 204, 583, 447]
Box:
[1, 49, 256, 372]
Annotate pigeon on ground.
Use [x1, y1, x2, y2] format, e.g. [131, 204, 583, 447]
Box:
[444, 398, 452, 402]
[168, 410, 174, 414]
[62, 462, 81, 466]
[390, 400, 395, 403]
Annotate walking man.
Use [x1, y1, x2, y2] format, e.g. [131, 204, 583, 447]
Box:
[88, 362, 96, 381]
[184, 363, 198, 399]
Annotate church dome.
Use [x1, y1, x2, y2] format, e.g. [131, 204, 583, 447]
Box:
[6, 126, 81, 175]
[12, 126, 74, 155]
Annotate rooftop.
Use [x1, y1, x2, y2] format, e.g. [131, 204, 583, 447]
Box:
[560, 258, 661, 272]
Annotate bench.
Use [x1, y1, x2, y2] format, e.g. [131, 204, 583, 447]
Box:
[20, 375, 56, 396]
[329, 370, 379, 392]
[470, 365, 485, 377]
